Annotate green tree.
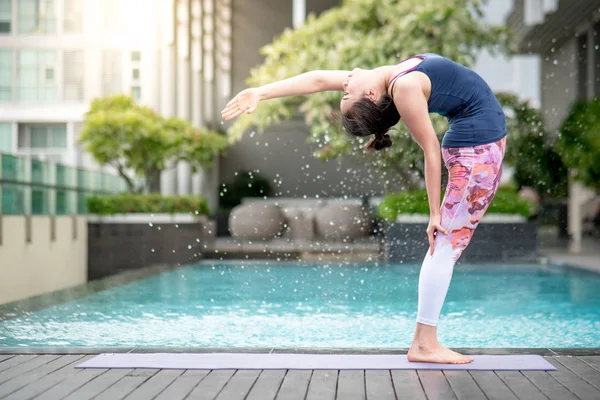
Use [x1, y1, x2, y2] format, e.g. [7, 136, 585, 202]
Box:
[496, 92, 568, 200]
[80, 94, 228, 193]
[557, 98, 600, 192]
[227, 0, 512, 191]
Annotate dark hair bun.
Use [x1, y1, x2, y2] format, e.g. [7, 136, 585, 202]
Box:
[372, 133, 393, 151]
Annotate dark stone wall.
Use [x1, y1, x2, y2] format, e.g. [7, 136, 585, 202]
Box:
[88, 223, 208, 280]
[385, 222, 538, 264]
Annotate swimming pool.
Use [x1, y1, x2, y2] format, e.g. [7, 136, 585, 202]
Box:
[1, 261, 599, 348]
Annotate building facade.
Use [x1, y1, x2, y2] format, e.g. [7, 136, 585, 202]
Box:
[0, 0, 164, 167]
[0, 0, 230, 210]
[506, 0, 600, 250]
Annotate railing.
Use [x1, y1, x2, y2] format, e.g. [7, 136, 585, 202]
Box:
[0, 152, 129, 215]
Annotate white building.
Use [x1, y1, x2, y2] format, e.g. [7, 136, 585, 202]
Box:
[0, 0, 162, 166]
[0, 0, 232, 210]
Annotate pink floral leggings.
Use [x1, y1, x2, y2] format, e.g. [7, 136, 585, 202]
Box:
[417, 136, 506, 326]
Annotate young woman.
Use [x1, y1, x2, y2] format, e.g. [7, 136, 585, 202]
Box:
[222, 52, 507, 364]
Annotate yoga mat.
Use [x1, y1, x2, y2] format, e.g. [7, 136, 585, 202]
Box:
[76, 353, 557, 371]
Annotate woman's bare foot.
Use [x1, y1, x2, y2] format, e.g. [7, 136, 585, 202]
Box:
[407, 343, 474, 364]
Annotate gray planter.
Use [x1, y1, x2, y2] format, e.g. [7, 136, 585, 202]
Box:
[385, 214, 538, 264]
[314, 204, 372, 240]
[88, 214, 213, 280]
[229, 203, 286, 240]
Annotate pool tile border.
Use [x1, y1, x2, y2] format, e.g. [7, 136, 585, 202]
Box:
[1, 347, 600, 356]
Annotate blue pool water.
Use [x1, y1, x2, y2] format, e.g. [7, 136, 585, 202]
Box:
[1, 261, 599, 348]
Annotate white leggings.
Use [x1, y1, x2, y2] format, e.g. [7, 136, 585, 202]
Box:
[416, 137, 506, 326]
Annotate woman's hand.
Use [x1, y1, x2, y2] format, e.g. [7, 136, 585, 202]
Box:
[221, 88, 260, 120]
[426, 214, 448, 255]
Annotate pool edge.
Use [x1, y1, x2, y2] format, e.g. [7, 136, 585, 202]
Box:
[1, 347, 600, 356]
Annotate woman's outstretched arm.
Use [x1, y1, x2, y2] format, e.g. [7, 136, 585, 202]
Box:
[221, 70, 349, 120]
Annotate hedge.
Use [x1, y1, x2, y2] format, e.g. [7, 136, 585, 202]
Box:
[86, 194, 210, 215]
[377, 185, 533, 221]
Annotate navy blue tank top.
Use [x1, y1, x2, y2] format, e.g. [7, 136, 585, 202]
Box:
[391, 53, 507, 148]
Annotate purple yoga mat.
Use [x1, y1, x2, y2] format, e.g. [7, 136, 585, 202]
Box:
[76, 353, 556, 371]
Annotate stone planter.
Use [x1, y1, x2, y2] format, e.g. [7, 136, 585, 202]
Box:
[88, 214, 213, 280]
[229, 203, 286, 240]
[385, 214, 538, 263]
[315, 204, 372, 240]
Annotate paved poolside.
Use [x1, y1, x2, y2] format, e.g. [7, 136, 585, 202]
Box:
[1, 352, 600, 399]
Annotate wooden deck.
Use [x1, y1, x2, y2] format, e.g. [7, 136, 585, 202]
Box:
[1, 354, 600, 399]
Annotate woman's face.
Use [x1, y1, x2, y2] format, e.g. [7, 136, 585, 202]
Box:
[340, 68, 375, 114]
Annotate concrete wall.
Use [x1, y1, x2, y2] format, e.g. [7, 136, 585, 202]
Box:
[0, 216, 87, 305]
[225, 0, 385, 198]
[219, 119, 386, 197]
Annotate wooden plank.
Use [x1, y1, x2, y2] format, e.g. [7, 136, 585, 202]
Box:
[418, 370, 457, 400]
[579, 356, 600, 370]
[122, 369, 185, 400]
[495, 371, 548, 400]
[214, 370, 260, 400]
[93, 375, 158, 400]
[0, 355, 15, 363]
[276, 370, 313, 400]
[443, 371, 486, 400]
[336, 370, 365, 400]
[245, 370, 286, 400]
[544, 356, 600, 400]
[186, 370, 236, 400]
[305, 370, 337, 400]
[33, 368, 108, 400]
[126, 368, 161, 377]
[390, 370, 426, 400]
[521, 370, 579, 400]
[2, 355, 95, 400]
[469, 371, 518, 400]
[0, 355, 60, 384]
[0, 355, 85, 398]
[365, 370, 395, 400]
[153, 370, 210, 400]
[62, 368, 134, 400]
[0, 355, 38, 373]
[553, 356, 600, 390]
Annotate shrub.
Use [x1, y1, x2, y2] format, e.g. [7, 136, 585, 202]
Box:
[557, 98, 600, 191]
[219, 170, 273, 210]
[377, 186, 533, 221]
[86, 194, 210, 215]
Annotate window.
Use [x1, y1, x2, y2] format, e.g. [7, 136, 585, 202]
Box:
[594, 21, 600, 99]
[131, 86, 141, 102]
[44, 66, 54, 81]
[18, 0, 57, 34]
[131, 51, 141, 102]
[17, 50, 57, 101]
[0, 50, 11, 102]
[18, 123, 67, 149]
[577, 33, 589, 101]
[0, 123, 11, 152]
[0, 0, 11, 33]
